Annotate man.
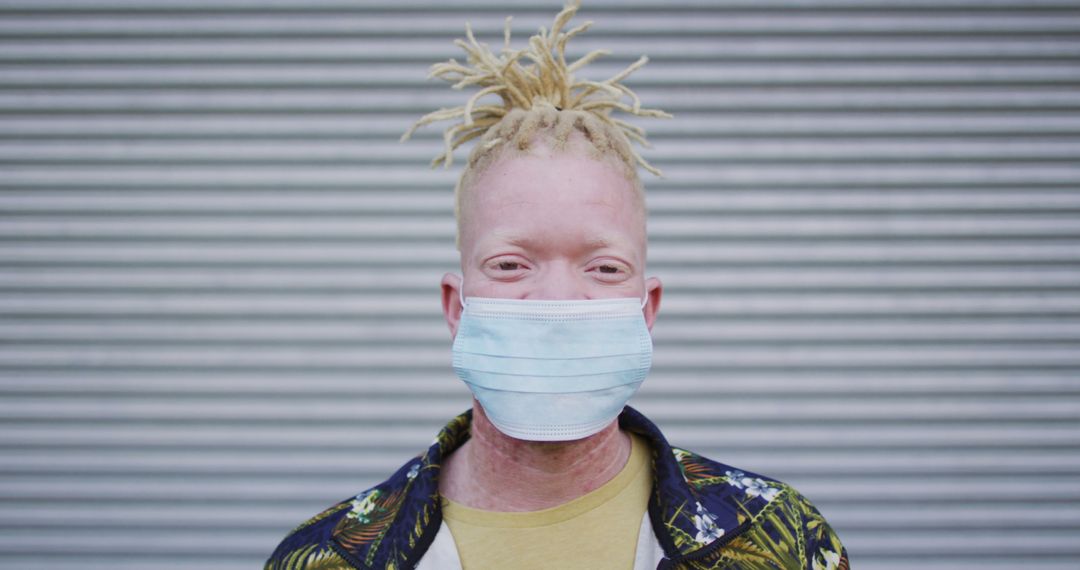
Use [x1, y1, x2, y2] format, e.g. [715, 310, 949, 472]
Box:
[266, 3, 847, 569]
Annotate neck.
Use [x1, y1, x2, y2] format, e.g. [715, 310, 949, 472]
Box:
[439, 401, 631, 512]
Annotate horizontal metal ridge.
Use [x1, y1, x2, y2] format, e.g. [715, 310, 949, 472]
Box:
[3, 38, 1080, 62]
[3, 62, 1080, 87]
[2, 13, 1080, 37]
[5, 138, 1080, 163]
[2, 0, 1079, 10]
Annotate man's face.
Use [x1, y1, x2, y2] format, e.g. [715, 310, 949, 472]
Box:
[442, 138, 662, 337]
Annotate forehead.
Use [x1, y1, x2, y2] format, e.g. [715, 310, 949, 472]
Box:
[460, 144, 646, 254]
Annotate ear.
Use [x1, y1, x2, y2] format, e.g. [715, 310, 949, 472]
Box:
[441, 272, 464, 338]
[643, 276, 662, 332]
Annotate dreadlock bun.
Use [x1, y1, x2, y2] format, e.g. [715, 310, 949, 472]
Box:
[400, 0, 671, 179]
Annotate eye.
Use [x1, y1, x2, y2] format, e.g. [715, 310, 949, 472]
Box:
[588, 261, 631, 282]
[484, 257, 529, 279]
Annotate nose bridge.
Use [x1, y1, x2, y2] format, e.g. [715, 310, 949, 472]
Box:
[530, 260, 585, 300]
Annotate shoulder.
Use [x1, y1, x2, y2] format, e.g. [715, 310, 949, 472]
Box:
[264, 411, 468, 570]
[666, 446, 849, 570]
[263, 493, 357, 570]
[264, 457, 426, 570]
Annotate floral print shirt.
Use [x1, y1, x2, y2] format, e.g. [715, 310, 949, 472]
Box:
[265, 406, 848, 570]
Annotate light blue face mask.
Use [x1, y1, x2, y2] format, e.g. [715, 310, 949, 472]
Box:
[451, 292, 652, 441]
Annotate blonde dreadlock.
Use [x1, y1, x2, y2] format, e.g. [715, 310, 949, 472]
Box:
[399, 0, 671, 242]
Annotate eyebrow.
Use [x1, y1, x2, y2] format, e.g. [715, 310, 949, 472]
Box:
[582, 236, 621, 251]
[492, 232, 625, 250]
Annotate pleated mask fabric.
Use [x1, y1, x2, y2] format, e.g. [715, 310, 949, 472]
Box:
[452, 296, 652, 441]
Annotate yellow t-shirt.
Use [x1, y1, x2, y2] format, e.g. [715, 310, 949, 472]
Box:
[440, 433, 652, 570]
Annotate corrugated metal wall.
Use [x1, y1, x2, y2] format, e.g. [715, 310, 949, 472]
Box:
[2, 1, 1079, 568]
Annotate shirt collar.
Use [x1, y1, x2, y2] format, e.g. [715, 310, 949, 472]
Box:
[330, 406, 766, 568]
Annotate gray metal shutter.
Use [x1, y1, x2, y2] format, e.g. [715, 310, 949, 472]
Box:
[2, 1, 1078, 568]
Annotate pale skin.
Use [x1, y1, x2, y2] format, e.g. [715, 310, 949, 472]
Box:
[438, 135, 663, 512]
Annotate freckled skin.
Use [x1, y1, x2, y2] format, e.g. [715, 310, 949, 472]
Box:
[437, 136, 663, 512]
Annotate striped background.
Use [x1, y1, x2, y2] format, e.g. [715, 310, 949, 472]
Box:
[2, 1, 1079, 568]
